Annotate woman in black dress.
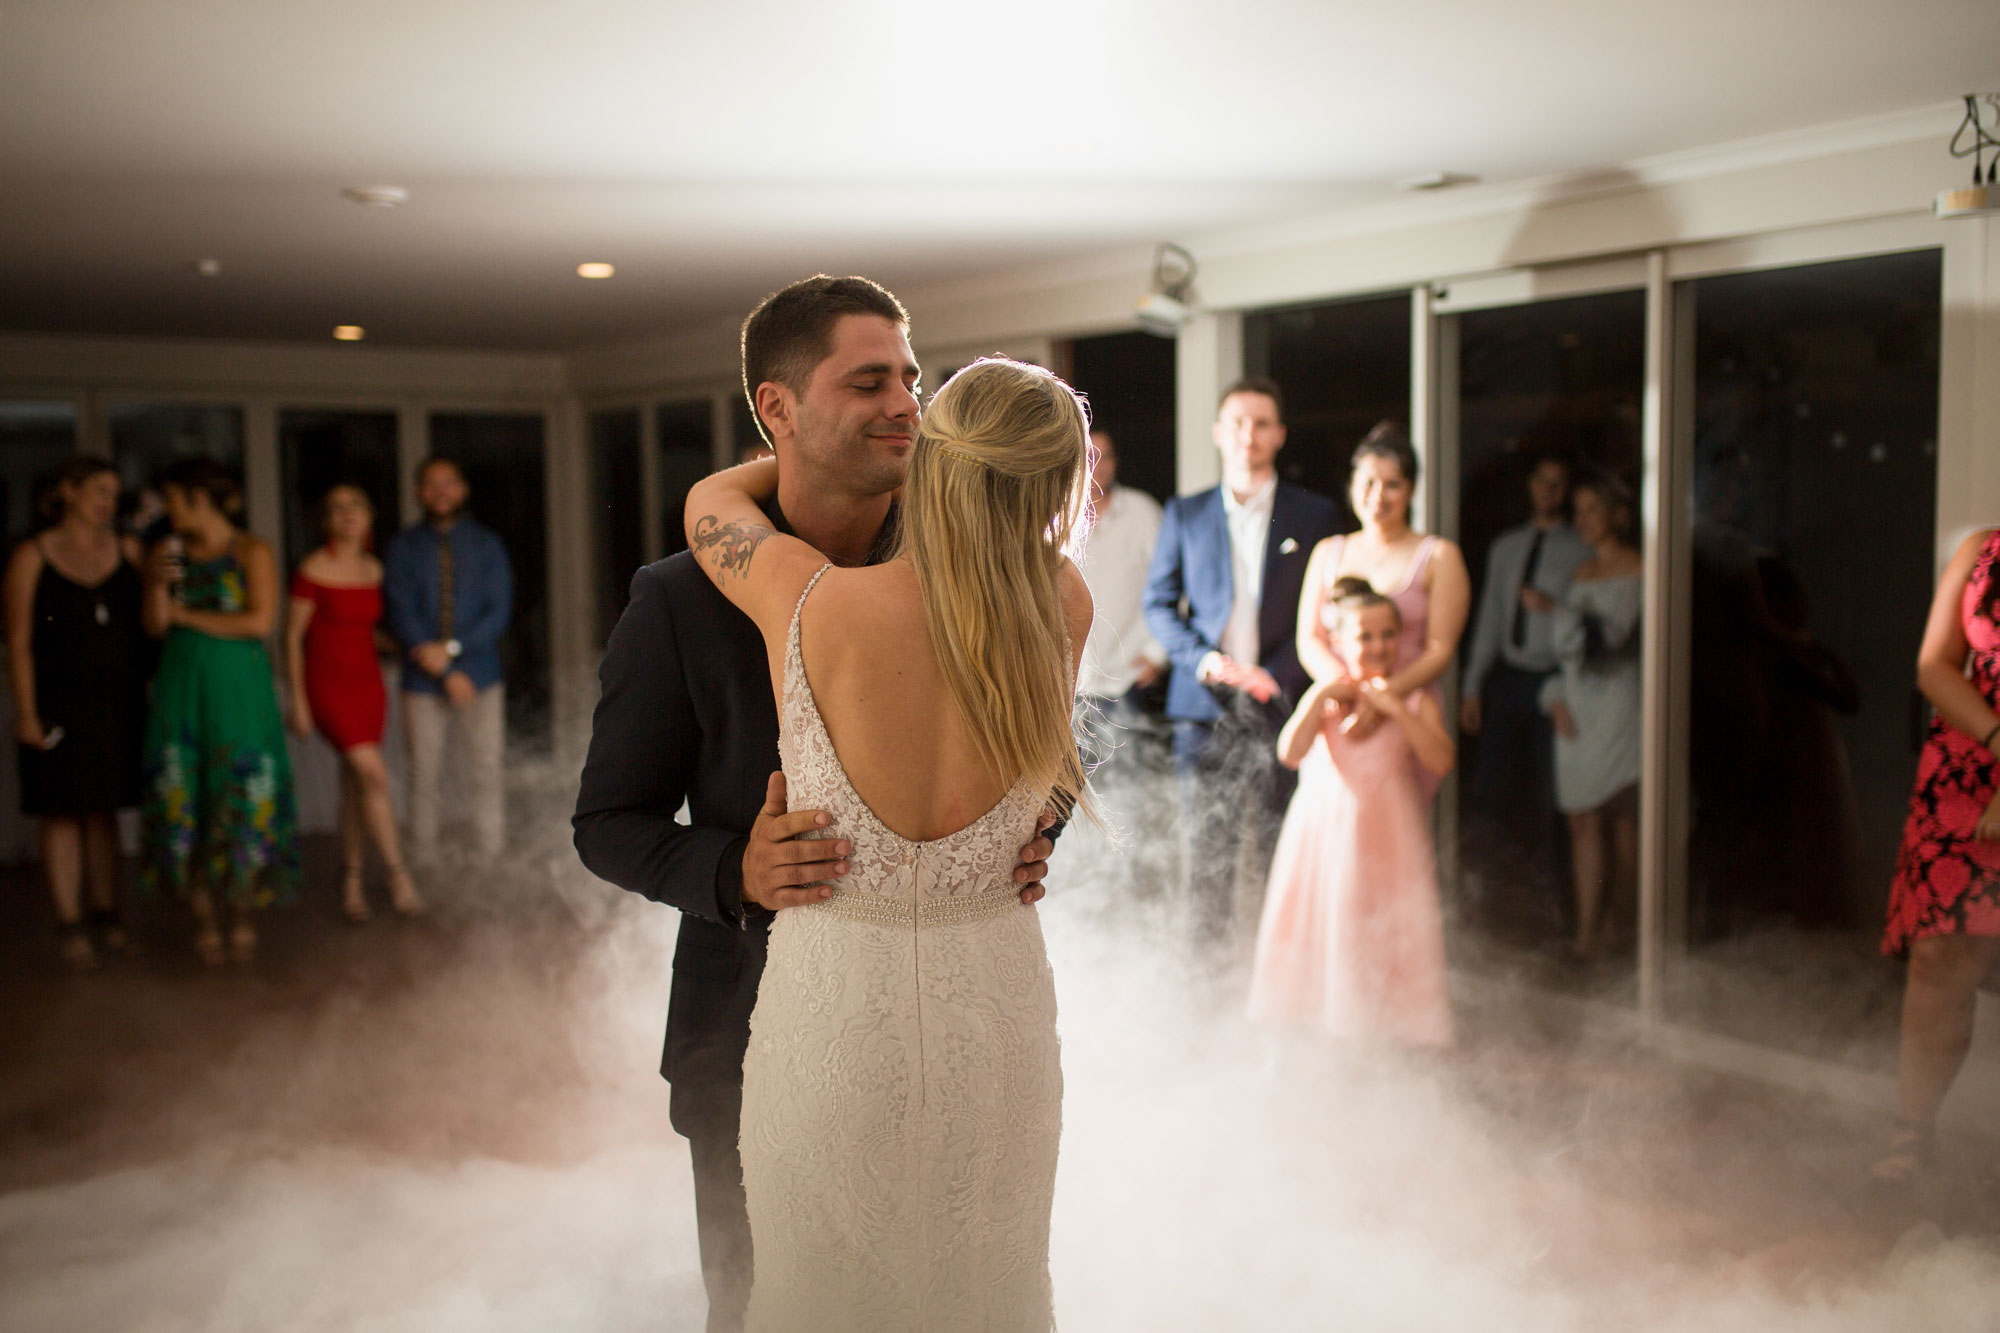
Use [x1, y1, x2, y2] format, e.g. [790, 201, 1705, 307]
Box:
[3, 457, 149, 968]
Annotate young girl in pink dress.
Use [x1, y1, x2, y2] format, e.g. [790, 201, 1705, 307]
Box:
[1249, 577, 1456, 1046]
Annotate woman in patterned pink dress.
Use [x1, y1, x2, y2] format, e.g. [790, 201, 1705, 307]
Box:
[1875, 526, 2000, 1181]
[1250, 577, 1456, 1046]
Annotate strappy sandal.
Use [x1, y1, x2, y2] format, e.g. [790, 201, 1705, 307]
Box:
[193, 923, 226, 967]
[227, 918, 257, 965]
[341, 866, 372, 924]
[1867, 1119, 1935, 1187]
[57, 921, 99, 971]
[87, 906, 133, 955]
[386, 864, 427, 918]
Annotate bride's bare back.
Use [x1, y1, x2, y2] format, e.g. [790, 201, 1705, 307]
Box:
[776, 558, 1091, 843]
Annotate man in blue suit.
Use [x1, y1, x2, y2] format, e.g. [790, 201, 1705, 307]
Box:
[1144, 378, 1343, 949]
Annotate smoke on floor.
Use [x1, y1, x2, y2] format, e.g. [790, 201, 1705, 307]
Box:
[2, 768, 1998, 1331]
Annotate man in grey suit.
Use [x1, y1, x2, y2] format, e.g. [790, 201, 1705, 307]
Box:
[1459, 452, 1592, 931]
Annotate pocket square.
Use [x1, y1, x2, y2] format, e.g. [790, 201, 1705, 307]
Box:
[1279, 538, 1299, 555]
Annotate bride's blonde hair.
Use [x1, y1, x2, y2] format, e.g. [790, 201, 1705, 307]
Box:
[895, 357, 1096, 823]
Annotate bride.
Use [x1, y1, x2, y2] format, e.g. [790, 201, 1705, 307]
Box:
[683, 357, 1094, 1332]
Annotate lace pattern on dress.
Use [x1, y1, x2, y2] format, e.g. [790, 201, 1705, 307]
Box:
[739, 562, 1062, 1333]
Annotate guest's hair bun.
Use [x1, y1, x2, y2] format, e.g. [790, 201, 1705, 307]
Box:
[1326, 573, 1400, 631]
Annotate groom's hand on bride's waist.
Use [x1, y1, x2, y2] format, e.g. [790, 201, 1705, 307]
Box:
[1014, 810, 1056, 906]
[742, 774, 1052, 910]
[742, 772, 850, 912]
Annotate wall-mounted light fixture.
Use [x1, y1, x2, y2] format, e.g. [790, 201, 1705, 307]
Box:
[1135, 243, 1197, 337]
[1935, 94, 1999, 219]
[341, 185, 409, 208]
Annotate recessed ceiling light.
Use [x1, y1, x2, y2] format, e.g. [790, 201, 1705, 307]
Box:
[576, 262, 615, 279]
[341, 185, 409, 208]
[1397, 171, 1479, 192]
[332, 325, 365, 341]
[189, 258, 222, 278]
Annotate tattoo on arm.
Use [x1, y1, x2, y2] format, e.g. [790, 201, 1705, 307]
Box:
[691, 515, 773, 581]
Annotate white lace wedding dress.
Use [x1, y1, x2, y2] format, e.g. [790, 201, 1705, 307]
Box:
[739, 567, 1063, 1333]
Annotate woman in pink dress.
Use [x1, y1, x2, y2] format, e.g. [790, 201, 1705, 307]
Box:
[1295, 423, 1470, 740]
[284, 485, 424, 923]
[1249, 576, 1456, 1046]
[1872, 526, 2000, 1182]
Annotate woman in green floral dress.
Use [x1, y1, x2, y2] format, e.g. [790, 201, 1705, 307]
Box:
[142, 459, 299, 964]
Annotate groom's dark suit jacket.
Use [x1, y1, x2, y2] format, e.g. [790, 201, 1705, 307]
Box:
[573, 506, 899, 1137]
[572, 549, 780, 1135]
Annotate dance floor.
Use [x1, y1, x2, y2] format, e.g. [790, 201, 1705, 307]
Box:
[4, 826, 1999, 1331]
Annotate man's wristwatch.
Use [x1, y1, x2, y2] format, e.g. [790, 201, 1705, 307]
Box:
[444, 638, 463, 660]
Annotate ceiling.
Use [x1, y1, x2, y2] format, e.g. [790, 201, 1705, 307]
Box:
[1, 0, 1994, 352]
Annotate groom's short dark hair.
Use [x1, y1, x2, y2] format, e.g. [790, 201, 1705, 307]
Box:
[741, 275, 910, 440]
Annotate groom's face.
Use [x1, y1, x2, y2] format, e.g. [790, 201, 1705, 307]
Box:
[788, 314, 922, 497]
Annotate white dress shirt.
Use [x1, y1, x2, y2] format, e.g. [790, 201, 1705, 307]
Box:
[1076, 485, 1167, 699]
[1462, 520, 1593, 696]
[1213, 476, 1276, 674]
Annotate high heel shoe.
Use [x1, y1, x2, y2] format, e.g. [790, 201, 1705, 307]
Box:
[387, 864, 427, 918]
[191, 892, 225, 967]
[57, 921, 100, 971]
[1867, 1118, 1935, 1188]
[87, 906, 134, 955]
[341, 866, 372, 924]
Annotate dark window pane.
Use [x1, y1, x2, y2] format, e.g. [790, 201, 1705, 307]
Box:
[278, 410, 399, 573]
[656, 401, 713, 557]
[1679, 249, 1940, 1055]
[1244, 292, 1410, 512]
[589, 408, 645, 645]
[108, 404, 245, 525]
[0, 402, 78, 543]
[1455, 292, 1646, 598]
[1062, 331, 1176, 504]
[426, 412, 551, 752]
[730, 396, 761, 465]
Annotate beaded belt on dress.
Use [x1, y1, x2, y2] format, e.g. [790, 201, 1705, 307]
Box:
[811, 882, 1023, 928]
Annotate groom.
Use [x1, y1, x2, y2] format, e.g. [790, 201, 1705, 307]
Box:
[572, 274, 1056, 1333]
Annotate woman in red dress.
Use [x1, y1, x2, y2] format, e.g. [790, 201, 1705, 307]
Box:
[285, 485, 424, 922]
[1876, 526, 2000, 1181]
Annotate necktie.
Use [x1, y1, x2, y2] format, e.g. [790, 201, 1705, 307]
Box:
[1511, 528, 1545, 648]
[437, 534, 456, 640]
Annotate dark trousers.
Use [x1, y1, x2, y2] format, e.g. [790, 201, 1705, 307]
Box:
[1465, 662, 1564, 932]
[684, 1103, 752, 1333]
[1173, 694, 1293, 950]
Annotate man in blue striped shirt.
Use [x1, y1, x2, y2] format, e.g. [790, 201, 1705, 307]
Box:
[383, 456, 514, 865]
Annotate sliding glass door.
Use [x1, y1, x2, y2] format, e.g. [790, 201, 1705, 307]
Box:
[1664, 248, 1942, 1057]
[1436, 281, 1648, 996]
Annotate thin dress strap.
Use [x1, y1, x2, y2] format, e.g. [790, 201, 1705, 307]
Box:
[1324, 533, 1347, 589]
[1407, 534, 1438, 585]
[785, 563, 836, 664]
